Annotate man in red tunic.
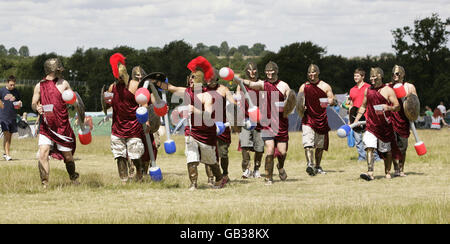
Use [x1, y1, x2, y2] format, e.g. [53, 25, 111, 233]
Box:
[204, 69, 236, 185]
[236, 62, 264, 179]
[346, 68, 382, 162]
[239, 61, 293, 185]
[31, 58, 79, 188]
[298, 64, 336, 176]
[167, 56, 227, 190]
[388, 65, 418, 177]
[107, 54, 156, 182]
[352, 67, 401, 181]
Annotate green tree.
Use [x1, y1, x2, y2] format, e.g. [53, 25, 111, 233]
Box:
[219, 41, 229, 56]
[209, 45, 220, 56]
[8, 47, 18, 56]
[0, 45, 7, 56]
[251, 43, 266, 56]
[237, 45, 250, 56]
[391, 13, 450, 106]
[19, 46, 30, 57]
[194, 43, 209, 55]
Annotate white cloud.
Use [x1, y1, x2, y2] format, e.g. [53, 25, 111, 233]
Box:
[0, 0, 448, 57]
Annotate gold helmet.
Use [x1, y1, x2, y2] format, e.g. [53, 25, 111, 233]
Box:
[307, 64, 320, 82]
[131, 66, 147, 82]
[44, 58, 64, 78]
[370, 67, 384, 88]
[392, 65, 405, 83]
[245, 62, 258, 81]
[265, 61, 278, 82]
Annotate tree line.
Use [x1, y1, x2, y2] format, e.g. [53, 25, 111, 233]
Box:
[0, 13, 448, 114]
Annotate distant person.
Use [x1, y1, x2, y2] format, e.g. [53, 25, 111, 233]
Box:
[18, 112, 34, 139]
[424, 106, 433, 128]
[346, 68, 381, 162]
[0, 75, 22, 161]
[431, 108, 448, 129]
[437, 102, 446, 117]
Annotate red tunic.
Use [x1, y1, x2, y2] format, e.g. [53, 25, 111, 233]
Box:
[388, 83, 410, 138]
[111, 83, 156, 161]
[261, 80, 289, 142]
[365, 86, 401, 159]
[206, 84, 231, 144]
[39, 79, 76, 160]
[302, 82, 330, 150]
[184, 87, 217, 146]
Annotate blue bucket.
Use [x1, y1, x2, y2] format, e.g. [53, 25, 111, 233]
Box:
[149, 167, 163, 181]
[164, 140, 176, 154]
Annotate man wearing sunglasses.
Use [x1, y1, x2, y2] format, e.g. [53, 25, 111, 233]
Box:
[388, 65, 418, 177]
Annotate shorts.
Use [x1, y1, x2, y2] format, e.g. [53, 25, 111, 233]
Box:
[111, 135, 144, 160]
[0, 120, 18, 133]
[185, 136, 217, 165]
[302, 125, 325, 149]
[38, 134, 72, 152]
[394, 132, 408, 152]
[239, 129, 264, 152]
[363, 130, 391, 153]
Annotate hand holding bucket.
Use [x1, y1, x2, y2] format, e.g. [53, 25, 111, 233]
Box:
[13, 101, 21, 109]
[337, 121, 366, 138]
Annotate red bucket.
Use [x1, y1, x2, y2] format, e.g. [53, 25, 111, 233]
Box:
[78, 128, 92, 145]
[414, 141, 427, 156]
[393, 83, 407, 98]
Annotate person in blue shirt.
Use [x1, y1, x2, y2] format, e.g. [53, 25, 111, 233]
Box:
[0, 76, 22, 161]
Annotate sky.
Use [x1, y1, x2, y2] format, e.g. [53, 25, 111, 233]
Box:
[0, 0, 449, 58]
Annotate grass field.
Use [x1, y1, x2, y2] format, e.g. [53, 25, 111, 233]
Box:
[0, 129, 448, 224]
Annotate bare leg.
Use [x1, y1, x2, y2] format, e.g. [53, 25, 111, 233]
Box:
[315, 148, 326, 174]
[116, 157, 128, 183]
[205, 164, 214, 186]
[38, 145, 51, 187]
[3, 131, 12, 158]
[384, 151, 393, 179]
[360, 148, 375, 181]
[264, 140, 275, 184]
[187, 162, 199, 190]
[276, 142, 287, 181]
[131, 159, 143, 181]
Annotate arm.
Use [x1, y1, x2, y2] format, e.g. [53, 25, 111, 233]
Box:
[222, 86, 236, 105]
[31, 83, 42, 114]
[168, 83, 186, 94]
[298, 84, 305, 94]
[325, 83, 337, 106]
[384, 87, 400, 112]
[240, 78, 264, 91]
[353, 89, 367, 124]
[407, 83, 418, 96]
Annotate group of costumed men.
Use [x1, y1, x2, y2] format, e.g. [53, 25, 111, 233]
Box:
[30, 54, 419, 189]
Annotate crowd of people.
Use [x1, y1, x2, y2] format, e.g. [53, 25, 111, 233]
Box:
[1, 55, 448, 189]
